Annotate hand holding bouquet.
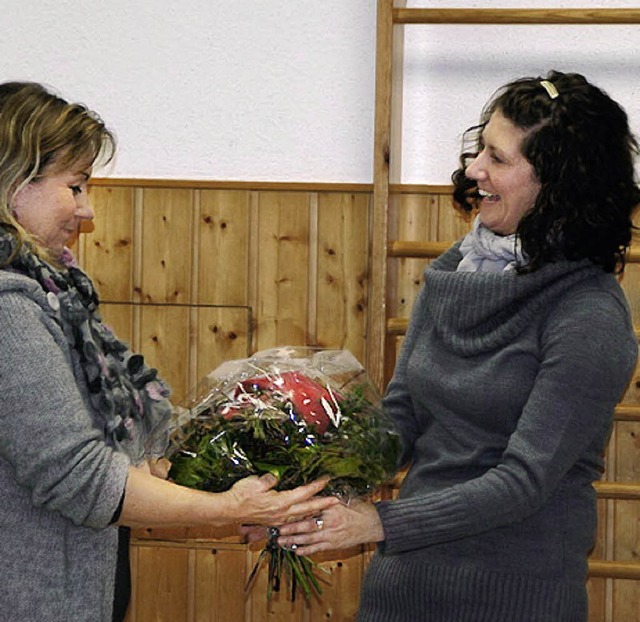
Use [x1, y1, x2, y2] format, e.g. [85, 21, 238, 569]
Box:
[165, 347, 401, 600]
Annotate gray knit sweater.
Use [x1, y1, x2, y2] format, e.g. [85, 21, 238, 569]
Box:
[0, 271, 130, 621]
[359, 245, 638, 622]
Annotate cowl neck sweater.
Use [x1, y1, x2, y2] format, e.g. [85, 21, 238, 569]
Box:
[427, 243, 605, 356]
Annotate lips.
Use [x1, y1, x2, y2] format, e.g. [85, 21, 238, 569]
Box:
[478, 189, 500, 202]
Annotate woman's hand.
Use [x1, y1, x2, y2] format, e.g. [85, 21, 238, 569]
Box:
[224, 474, 340, 526]
[275, 499, 384, 555]
[148, 457, 171, 479]
[133, 457, 171, 479]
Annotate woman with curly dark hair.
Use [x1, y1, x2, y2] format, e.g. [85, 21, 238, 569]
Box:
[276, 71, 640, 621]
[452, 70, 640, 274]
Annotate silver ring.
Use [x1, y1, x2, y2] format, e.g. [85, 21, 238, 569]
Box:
[315, 517, 324, 530]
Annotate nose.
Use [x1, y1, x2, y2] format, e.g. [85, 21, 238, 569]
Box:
[76, 194, 95, 221]
[465, 152, 486, 181]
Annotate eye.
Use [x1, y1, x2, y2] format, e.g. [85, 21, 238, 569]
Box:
[490, 154, 504, 164]
[70, 185, 83, 195]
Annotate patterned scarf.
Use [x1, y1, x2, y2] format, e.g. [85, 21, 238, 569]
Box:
[0, 225, 172, 464]
[457, 216, 527, 273]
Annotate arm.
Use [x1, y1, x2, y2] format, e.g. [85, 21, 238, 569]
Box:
[382, 279, 433, 466]
[0, 290, 337, 529]
[278, 285, 637, 555]
[120, 468, 337, 528]
[378, 286, 637, 555]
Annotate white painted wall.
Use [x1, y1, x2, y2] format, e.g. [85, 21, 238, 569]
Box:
[2, 0, 639, 184]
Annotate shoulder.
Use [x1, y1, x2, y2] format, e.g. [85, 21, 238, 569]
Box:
[542, 268, 637, 368]
[551, 269, 631, 322]
[429, 241, 463, 273]
[0, 270, 62, 334]
[0, 270, 47, 304]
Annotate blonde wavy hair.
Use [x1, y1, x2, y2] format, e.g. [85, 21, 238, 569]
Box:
[0, 81, 116, 265]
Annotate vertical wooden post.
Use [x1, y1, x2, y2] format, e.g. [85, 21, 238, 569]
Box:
[368, 0, 405, 390]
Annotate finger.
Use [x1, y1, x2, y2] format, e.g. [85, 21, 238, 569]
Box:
[288, 494, 339, 518]
[278, 535, 328, 556]
[277, 517, 318, 536]
[289, 477, 331, 499]
[278, 532, 317, 548]
[241, 527, 269, 543]
[290, 542, 327, 556]
[257, 473, 278, 490]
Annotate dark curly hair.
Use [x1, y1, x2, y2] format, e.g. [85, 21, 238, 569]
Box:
[452, 70, 640, 273]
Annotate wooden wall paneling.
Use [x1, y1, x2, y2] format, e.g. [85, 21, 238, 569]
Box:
[254, 191, 311, 351]
[197, 189, 251, 306]
[128, 544, 191, 622]
[586, 577, 607, 622]
[436, 194, 473, 240]
[615, 421, 640, 482]
[193, 545, 247, 622]
[307, 193, 319, 347]
[611, 495, 640, 619]
[138, 305, 191, 403]
[124, 545, 139, 622]
[133, 524, 242, 547]
[612, 578, 640, 622]
[307, 548, 365, 621]
[99, 303, 135, 347]
[82, 185, 136, 301]
[315, 191, 369, 363]
[612, 422, 640, 621]
[194, 305, 252, 391]
[126, 540, 248, 622]
[139, 188, 194, 304]
[244, 546, 307, 622]
[587, 493, 610, 621]
[389, 193, 435, 321]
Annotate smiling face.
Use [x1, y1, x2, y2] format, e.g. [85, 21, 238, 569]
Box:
[465, 109, 541, 236]
[11, 166, 93, 257]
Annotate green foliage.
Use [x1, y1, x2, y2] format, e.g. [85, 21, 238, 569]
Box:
[167, 379, 401, 601]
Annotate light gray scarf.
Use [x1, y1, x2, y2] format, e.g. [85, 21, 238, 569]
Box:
[457, 216, 526, 273]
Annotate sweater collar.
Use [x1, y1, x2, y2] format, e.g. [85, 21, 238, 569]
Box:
[425, 244, 605, 355]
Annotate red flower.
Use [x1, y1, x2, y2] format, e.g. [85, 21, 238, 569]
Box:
[228, 370, 341, 434]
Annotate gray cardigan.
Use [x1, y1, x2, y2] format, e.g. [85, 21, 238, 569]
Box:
[0, 271, 130, 621]
[359, 246, 638, 622]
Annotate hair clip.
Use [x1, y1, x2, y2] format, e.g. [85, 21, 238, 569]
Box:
[540, 80, 559, 100]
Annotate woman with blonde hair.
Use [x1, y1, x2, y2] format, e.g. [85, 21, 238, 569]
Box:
[0, 81, 337, 621]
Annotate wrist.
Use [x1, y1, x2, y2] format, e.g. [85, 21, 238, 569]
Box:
[216, 488, 241, 524]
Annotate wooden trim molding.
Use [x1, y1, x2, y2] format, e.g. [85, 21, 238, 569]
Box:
[90, 177, 374, 193]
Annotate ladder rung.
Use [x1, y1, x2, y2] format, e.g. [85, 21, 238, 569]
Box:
[393, 8, 640, 26]
[595, 481, 640, 500]
[588, 559, 640, 580]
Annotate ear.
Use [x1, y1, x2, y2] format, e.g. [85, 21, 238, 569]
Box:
[10, 180, 35, 220]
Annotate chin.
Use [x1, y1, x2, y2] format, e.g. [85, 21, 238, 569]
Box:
[479, 214, 513, 236]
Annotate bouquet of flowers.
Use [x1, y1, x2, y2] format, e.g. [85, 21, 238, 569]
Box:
[165, 346, 401, 600]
